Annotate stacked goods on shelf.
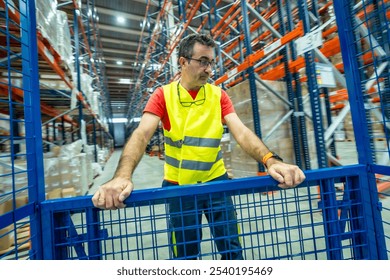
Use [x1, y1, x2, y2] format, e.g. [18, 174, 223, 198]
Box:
[84, 144, 105, 181]
[226, 80, 293, 178]
[56, 10, 74, 74]
[91, 91, 101, 115]
[72, 73, 101, 116]
[0, 72, 22, 89]
[0, 112, 10, 152]
[42, 122, 72, 146]
[36, 0, 74, 97]
[0, 200, 14, 252]
[0, 159, 29, 254]
[0, 114, 25, 155]
[0, 161, 28, 198]
[43, 140, 102, 199]
[36, 0, 59, 52]
[0, 197, 29, 256]
[36, 1, 73, 73]
[80, 73, 94, 103]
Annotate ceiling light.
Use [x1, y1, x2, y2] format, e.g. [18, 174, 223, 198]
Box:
[117, 16, 125, 24]
[112, 118, 127, 123]
[116, 61, 123, 65]
[119, 78, 132, 84]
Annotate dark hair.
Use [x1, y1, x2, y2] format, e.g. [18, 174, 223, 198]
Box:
[177, 33, 215, 64]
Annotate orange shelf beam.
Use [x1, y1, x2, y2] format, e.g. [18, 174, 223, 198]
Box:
[215, 21, 304, 85]
[0, 83, 77, 125]
[0, 0, 108, 131]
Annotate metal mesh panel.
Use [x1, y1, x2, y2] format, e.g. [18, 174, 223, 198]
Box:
[372, 164, 390, 257]
[0, 0, 42, 260]
[345, 1, 390, 164]
[40, 166, 385, 260]
[333, 0, 390, 260]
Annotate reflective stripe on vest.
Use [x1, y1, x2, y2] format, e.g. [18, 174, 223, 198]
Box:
[165, 136, 221, 148]
[165, 150, 223, 170]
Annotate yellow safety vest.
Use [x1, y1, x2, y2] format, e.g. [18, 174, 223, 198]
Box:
[163, 81, 226, 185]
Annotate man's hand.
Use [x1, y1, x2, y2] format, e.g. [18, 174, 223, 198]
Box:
[266, 159, 306, 189]
[92, 177, 134, 210]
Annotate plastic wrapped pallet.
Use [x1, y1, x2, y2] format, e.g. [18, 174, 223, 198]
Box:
[91, 92, 100, 114]
[56, 10, 73, 72]
[43, 140, 89, 197]
[76, 153, 89, 195]
[226, 79, 293, 178]
[73, 73, 94, 107]
[35, 0, 58, 51]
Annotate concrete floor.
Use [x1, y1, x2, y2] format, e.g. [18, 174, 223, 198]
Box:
[89, 141, 390, 259]
[89, 150, 165, 194]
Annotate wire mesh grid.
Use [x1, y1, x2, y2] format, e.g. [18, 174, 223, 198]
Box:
[352, 0, 390, 163]
[41, 166, 385, 260]
[0, 0, 41, 260]
[338, 0, 390, 258]
[373, 165, 390, 257]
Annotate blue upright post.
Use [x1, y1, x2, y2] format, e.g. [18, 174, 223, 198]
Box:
[20, 0, 46, 259]
[92, 118, 98, 162]
[312, 0, 337, 160]
[73, 8, 84, 140]
[240, 0, 264, 173]
[333, 0, 387, 259]
[276, 0, 306, 169]
[297, 0, 327, 169]
[285, 0, 311, 170]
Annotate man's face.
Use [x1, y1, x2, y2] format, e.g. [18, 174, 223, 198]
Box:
[181, 42, 214, 88]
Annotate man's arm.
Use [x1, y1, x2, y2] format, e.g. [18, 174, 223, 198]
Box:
[92, 112, 161, 209]
[224, 112, 305, 188]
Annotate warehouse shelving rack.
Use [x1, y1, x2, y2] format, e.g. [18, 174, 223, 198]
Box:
[0, 0, 389, 260]
[68, 0, 114, 160]
[0, 0, 114, 154]
[0, 0, 112, 259]
[0, 0, 44, 259]
[124, 0, 354, 171]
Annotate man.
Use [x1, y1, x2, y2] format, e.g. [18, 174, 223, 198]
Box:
[92, 33, 306, 259]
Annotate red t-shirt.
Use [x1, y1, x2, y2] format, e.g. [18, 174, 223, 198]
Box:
[143, 86, 235, 131]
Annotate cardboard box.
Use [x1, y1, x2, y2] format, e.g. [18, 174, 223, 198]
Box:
[0, 199, 13, 215]
[61, 187, 76, 198]
[0, 225, 14, 251]
[46, 188, 62, 199]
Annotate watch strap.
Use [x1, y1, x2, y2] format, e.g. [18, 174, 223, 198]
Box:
[262, 152, 274, 165]
[262, 151, 283, 166]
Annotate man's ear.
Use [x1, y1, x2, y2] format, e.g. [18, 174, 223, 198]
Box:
[178, 56, 186, 68]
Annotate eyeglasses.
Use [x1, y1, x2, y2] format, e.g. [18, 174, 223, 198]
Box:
[185, 57, 216, 68]
[177, 83, 206, 107]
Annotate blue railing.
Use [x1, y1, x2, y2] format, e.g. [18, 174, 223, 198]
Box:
[39, 165, 388, 260]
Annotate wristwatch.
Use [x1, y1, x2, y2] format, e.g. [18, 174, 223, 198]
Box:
[262, 151, 283, 166]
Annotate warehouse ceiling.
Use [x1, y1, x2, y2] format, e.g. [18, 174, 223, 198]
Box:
[87, 0, 163, 118]
[87, 0, 240, 119]
[55, 0, 242, 119]
[53, 0, 271, 122]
